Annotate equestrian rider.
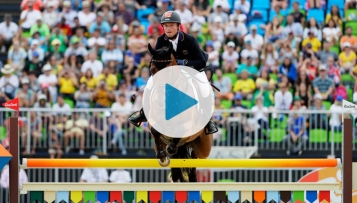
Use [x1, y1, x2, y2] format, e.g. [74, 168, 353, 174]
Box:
[128, 11, 218, 134]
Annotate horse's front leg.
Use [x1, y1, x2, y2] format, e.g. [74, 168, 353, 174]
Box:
[151, 126, 170, 167]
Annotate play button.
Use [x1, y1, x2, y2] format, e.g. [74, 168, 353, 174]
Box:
[142, 65, 215, 138]
[165, 83, 198, 120]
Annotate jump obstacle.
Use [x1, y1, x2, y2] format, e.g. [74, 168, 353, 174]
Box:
[5, 118, 357, 203]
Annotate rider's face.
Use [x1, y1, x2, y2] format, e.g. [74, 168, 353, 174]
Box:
[163, 23, 179, 38]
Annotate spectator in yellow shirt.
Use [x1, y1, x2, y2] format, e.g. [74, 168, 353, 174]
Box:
[96, 67, 118, 91]
[302, 31, 321, 52]
[339, 42, 356, 73]
[233, 70, 256, 100]
[80, 69, 97, 90]
[59, 69, 79, 102]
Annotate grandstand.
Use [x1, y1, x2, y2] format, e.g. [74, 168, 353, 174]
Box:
[0, 0, 355, 183]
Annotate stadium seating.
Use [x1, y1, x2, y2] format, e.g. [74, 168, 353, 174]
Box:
[307, 9, 325, 24]
[309, 129, 327, 143]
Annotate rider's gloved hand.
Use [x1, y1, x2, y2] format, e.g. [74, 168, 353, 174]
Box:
[176, 60, 183, 65]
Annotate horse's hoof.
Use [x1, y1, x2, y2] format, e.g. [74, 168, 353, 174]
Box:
[156, 150, 167, 159]
[158, 157, 170, 167]
[166, 144, 178, 155]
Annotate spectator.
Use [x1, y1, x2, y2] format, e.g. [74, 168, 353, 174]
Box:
[273, 83, 293, 118]
[213, 69, 233, 100]
[7, 41, 27, 73]
[271, 0, 287, 9]
[222, 41, 239, 73]
[175, 1, 194, 30]
[52, 94, 71, 117]
[325, 5, 343, 28]
[58, 16, 72, 36]
[49, 28, 68, 54]
[339, 42, 356, 73]
[236, 56, 258, 79]
[58, 1, 77, 28]
[208, 5, 229, 26]
[0, 65, 19, 99]
[226, 15, 247, 41]
[106, 24, 126, 50]
[329, 95, 344, 132]
[15, 77, 35, 108]
[87, 28, 107, 50]
[289, 2, 305, 24]
[47, 53, 64, 76]
[115, 2, 135, 25]
[80, 155, 109, 182]
[78, 1, 97, 28]
[127, 26, 147, 54]
[317, 41, 338, 65]
[285, 106, 307, 155]
[340, 27, 357, 51]
[135, 68, 150, 89]
[97, 3, 115, 25]
[28, 40, 45, 61]
[64, 36, 89, 63]
[251, 96, 269, 134]
[234, 0, 250, 14]
[296, 71, 312, 101]
[322, 19, 341, 45]
[212, 0, 231, 12]
[42, 4, 59, 28]
[72, 18, 89, 40]
[192, 0, 211, 18]
[299, 42, 318, 66]
[244, 25, 264, 51]
[0, 164, 28, 190]
[313, 65, 335, 102]
[64, 112, 88, 154]
[233, 69, 256, 100]
[92, 80, 114, 108]
[74, 83, 92, 108]
[109, 169, 132, 183]
[279, 57, 297, 84]
[22, 111, 42, 154]
[0, 14, 18, 52]
[263, 17, 284, 44]
[303, 18, 322, 41]
[48, 129, 63, 159]
[28, 71, 41, 92]
[89, 111, 109, 142]
[58, 69, 78, 102]
[282, 15, 303, 41]
[30, 17, 51, 39]
[96, 67, 118, 91]
[33, 94, 51, 127]
[80, 69, 97, 90]
[20, 1, 42, 31]
[38, 64, 58, 103]
[302, 31, 321, 53]
[327, 56, 341, 85]
[240, 40, 259, 65]
[260, 43, 279, 72]
[205, 41, 220, 69]
[295, 82, 311, 108]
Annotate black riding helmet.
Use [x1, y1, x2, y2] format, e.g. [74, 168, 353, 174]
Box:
[160, 11, 181, 24]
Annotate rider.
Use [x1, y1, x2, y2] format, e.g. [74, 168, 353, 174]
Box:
[128, 11, 218, 134]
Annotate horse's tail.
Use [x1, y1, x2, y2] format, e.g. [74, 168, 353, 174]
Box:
[170, 143, 197, 182]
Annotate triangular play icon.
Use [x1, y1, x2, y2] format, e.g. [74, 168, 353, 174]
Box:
[0, 144, 12, 171]
[165, 83, 198, 120]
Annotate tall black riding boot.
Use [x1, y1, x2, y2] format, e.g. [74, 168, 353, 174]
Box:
[204, 119, 218, 134]
[128, 108, 147, 127]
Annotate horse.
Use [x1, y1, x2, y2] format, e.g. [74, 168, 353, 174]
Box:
[133, 43, 214, 182]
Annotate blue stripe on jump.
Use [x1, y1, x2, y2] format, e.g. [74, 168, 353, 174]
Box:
[227, 191, 239, 203]
[56, 191, 69, 203]
[306, 191, 317, 203]
[267, 191, 279, 203]
[188, 191, 200, 203]
[97, 191, 109, 203]
[163, 191, 175, 203]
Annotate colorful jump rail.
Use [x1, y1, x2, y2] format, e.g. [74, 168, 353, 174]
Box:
[21, 158, 341, 169]
[21, 182, 340, 203]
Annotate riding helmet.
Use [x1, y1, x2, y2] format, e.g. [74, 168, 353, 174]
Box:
[160, 11, 181, 24]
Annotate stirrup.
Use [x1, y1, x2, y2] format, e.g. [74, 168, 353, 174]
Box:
[128, 110, 146, 127]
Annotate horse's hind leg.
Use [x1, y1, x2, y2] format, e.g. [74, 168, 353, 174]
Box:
[167, 138, 180, 155]
[189, 132, 213, 159]
[151, 126, 170, 167]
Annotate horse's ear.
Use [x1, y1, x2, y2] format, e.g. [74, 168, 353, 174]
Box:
[148, 43, 156, 56]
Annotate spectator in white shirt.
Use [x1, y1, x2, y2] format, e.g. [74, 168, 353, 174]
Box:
[64, 36, 89, 62]
[210, 16, 225, 43]
[244, 25, 264, 51]
[274, 83, 293, 118]
[87, 28, 107, 49]
[7, 41, 27, 72]
[234, 0, 250, 14]
[329, 95, 344, 131]
[42, 4, 59, 28]
[240, 40, 259, 65]
[38, 64, 58, 103]
[0, 14, 18, 52]
[43, 0, 59, 9]
[80, 155, 109, 183]
[52, 94, 71, 117]
[251, 96, 269, 137]
[0, 65, 19, 99]
[20, 1, 42, 30]
[27, 40, 45, 61]
[58, 1, 77, 28]
[205, 41, 220, 69]
[226, 15, 247, 39]
[81, 52, 104, 77]
[208, 5, 229, 26]
[109, 169, 132, 183]
[175, 1, 193, 28]
[78, 1, 97, 27]
[213, 0, 231, 13]
[101, 40, 124, 66]
[222, 41, 239, 73]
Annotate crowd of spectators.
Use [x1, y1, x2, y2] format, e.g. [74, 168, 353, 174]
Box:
[0, 0, 356, 156]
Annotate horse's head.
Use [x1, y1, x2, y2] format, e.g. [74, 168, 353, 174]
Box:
[148, 43, 177, 74]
